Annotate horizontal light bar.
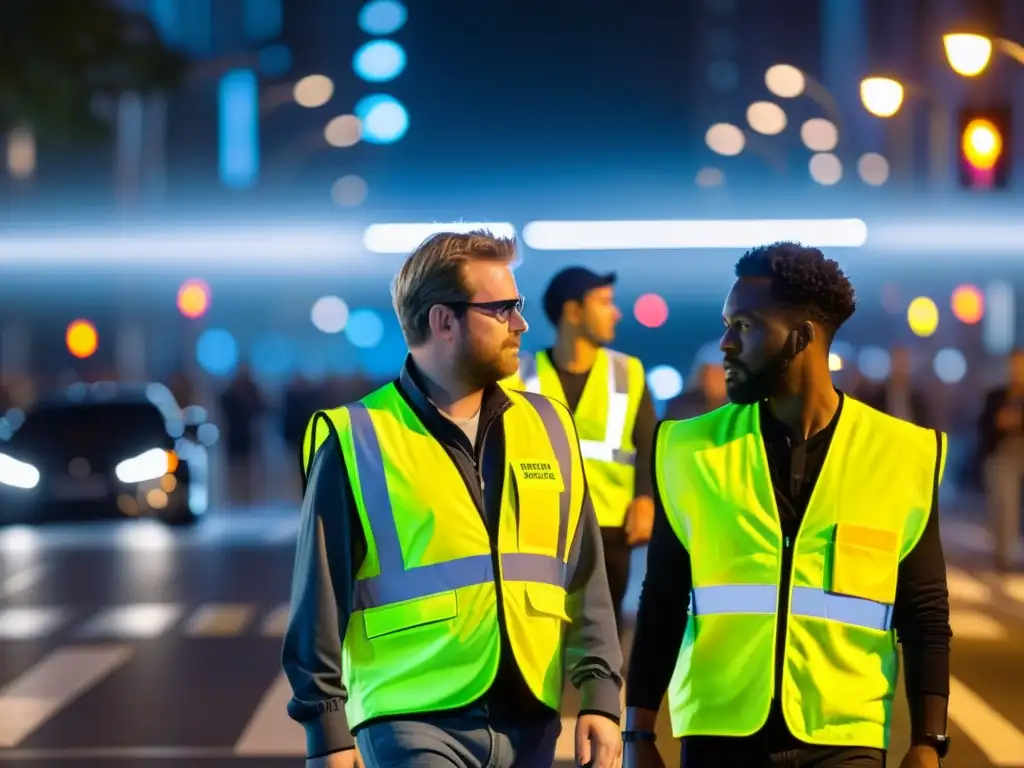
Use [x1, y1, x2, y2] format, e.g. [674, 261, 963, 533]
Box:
[363, 222, 517, 254]
[0, 228, 364, 269]
[521, 219, 868, 251]
[869, 222, 1024, 255]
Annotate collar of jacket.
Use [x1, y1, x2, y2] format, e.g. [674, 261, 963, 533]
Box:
[396, 354, 513, 450]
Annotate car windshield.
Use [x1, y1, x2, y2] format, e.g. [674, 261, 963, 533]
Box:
[9, 402, 172, 456]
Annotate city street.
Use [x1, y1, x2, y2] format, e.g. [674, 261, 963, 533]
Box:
[0, 508, 1020, 768]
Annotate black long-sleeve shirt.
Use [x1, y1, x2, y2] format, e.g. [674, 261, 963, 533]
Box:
[542, 348, 657, 502]
[282, 358, 623, 758]
[627, 393, 951, 754]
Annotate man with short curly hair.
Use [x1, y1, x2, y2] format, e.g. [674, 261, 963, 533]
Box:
[623, 243, 952, 768]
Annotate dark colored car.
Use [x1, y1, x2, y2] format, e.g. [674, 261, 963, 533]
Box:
[0, 383, 208, 526]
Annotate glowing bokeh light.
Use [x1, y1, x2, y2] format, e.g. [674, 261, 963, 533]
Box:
[177, 279, 211, 319]
[951, 284, 984, 324]
[66, 320, 99, 359]
[907, 296, 939, 338]
[634, 293, 669, 329]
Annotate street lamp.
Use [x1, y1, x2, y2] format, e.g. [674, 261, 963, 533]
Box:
[943, 32, 1024, 76]
[860, 77, 904, 118]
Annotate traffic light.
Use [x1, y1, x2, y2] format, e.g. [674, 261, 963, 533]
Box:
[958, 106, 1010, 189]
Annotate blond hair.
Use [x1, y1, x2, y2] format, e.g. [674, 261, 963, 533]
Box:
[391, 229, 517, 346]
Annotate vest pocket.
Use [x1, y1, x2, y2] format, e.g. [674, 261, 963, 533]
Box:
[524, 582, 570, 622]
[512, 473, 562, 556]
[830, 524, 900, 605]
[362, 590, 459, 639]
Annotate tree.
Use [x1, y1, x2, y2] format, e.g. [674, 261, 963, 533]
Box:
[0, 0, 188, 140]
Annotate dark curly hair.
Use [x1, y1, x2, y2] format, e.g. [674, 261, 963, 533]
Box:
[735, 241, 857, 337]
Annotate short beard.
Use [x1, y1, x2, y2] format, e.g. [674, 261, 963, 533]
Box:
[454, 337, 514, 390]
[725, 345, 794, 405]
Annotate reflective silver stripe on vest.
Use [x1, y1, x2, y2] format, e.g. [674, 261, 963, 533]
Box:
[525, 351, 636, 467]
[689, 584, 893, 632]
[347, 398, 573, 611]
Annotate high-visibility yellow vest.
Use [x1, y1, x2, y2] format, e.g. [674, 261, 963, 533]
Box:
[502, 348, 644, 528]
[302, 383, 586, 729]
[655, 397, 946, 749]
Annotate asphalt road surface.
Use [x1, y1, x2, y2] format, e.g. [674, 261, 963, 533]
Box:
[0, 508, 1020, 768]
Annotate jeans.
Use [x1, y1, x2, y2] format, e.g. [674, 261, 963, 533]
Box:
[355, 706, 562, 768]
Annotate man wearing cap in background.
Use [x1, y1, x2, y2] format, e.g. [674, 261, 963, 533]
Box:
[504, 267, 657, 634]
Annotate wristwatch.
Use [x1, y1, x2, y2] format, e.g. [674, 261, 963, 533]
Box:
[919, 733, 951, 759]
[621, 729, 656, 742]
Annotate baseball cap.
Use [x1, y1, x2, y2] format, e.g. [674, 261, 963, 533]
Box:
[542, 267, 617, 325]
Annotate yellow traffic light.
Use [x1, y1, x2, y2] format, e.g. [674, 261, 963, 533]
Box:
[963, 118, 1003, 170]
[958, 108, 1010, 189]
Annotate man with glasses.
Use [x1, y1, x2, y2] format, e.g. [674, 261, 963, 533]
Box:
[504, 267, 658, 636]
[282, 231, 623, 768]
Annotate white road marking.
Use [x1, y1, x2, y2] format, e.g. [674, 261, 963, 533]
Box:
[0, 644, 133, 747]
[946, 567, 993, 604]
[0, 565, 44, 598]
[78, 603, 183, 639]
[949, 675, 1024, 766]
[233, 673, 305, 755]
[260, 604, 290, 637]
[0, 607, 68, 639]
[950, 609, 1009, 641]
[183, 603, 254, 637]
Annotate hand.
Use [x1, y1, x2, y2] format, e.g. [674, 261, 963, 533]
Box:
[306, 747, 363, 768]
[574, 713, 622, 768]
[624, 496, 655, 546]
[996, 405, 1023, 432]
[898, 745, 941, 768]
[622, 740, 665, 768]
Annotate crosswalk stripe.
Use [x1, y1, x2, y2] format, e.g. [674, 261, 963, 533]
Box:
[0, 607, 68, 640]
[947, 567, 993, 604]
[949, 675, 1024, 766]
[78, 603, 183, 639]
[1001, 574, 1024, 605]
[233, 672, 306, 755]
[0, 565, 44, 598]
[261, 604, 290, 637]
[183, 604, 253, 637]
[0, 644, 133, 747]
[951, 609, 1009, 641]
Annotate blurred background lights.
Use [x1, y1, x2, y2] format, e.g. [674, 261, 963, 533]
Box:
[746, 101, 787, 135]
[764, 64, 805, 98]
[66, 319, 98, 359]
[943, 33, 993, 77]
[345, 308, 385, 348]
[857, 346, 891, 382]
[695, 167, 725, 188]
[647, 365, 684, 401]
[856, 153, 890, 186]
[983, 281, 1015, 354]
[196, 328, 239, 377]
[634, 293, 669, 329]
[324, 115, 361, 148]
[251, 333, 293, 380]
[353, 40, 406, 83]
[951, 284, 984, 324]
[809, 153, 842, 185]
[828, 352, 843, 371]
[907, 296, 939, 337]
[860, 77, 904, 118]
[6, 127, 36, 179]
[292, 74, 334, 108]
[800, 118, 838, 152]
[705, 123, 745, 156]
[933, 348, 968, 384]
[176, 279, 211, 319]
[331, 175, 368, 206]
[311, 296, 350, 334]
[354, 95, 409, 144]
[358, 0, 407, 35]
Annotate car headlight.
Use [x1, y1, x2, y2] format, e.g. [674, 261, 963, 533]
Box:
[0, 452, 40, 489]
[115, 449, 176, 484]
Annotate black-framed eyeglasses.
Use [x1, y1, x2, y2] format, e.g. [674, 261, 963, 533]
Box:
[445, 296, 525, 323]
